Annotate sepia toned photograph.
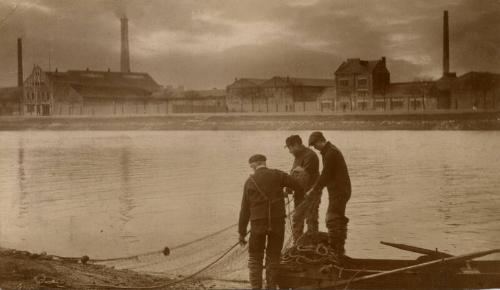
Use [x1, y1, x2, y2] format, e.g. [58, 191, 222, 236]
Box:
[0, 0, 499, 289]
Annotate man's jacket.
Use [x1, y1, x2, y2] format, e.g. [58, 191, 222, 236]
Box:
[290, 146, 320, 192]
[312, 142, 351, 195]
[239, 167, 303, 236]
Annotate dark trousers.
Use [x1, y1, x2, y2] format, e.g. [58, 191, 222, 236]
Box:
[248, 219, 285, 289]
[325, 187, 350, 254]
[292, 191, 320, 242]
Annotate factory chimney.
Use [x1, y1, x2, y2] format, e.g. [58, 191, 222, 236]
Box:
[443, 10, 449, 76]
[17, 38, 23, 87]
[120, 16, 131, 73]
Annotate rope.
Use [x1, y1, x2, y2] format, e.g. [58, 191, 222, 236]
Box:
[78, 242, 241, 289]
[343, 269, 364, 290]
[49, 223, 238, 264]
[25, 191, 299, 289]
[75, 195, 298, 289]
[286, 195, 294, 235]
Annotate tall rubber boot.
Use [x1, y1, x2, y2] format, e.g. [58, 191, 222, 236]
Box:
[265, 262, 278, 290]
[329, 235, 346, 257]
[248, 254, 263, 289]
[327, 217, 348, 259]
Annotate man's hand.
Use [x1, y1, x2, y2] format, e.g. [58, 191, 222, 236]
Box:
[238, 234, 247, 247]
[292, 166, 305, 173]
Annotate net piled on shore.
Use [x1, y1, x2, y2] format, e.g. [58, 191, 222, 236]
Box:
[94, 205, 297, 283]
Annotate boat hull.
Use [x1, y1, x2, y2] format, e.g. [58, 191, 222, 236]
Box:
[277, 258, 500, 289]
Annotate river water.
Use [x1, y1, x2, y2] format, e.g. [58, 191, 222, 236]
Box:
[0, 131, 499, 260]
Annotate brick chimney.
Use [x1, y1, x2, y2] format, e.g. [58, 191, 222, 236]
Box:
[120, 17, 131, 73]
[17, 38, 23, 87]
[443, 10, 449, 76]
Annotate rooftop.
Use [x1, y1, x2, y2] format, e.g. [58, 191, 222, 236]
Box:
[46, 70, 161, 93]
[227, 78, 268, 89]
[335, 58, 387, 75]
[261, 76, 336, 88]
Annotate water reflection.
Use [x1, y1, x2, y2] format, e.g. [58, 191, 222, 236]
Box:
[17, 139, 28, 222]
[0, 131, 499, 259]
[118, 146, 137, 244]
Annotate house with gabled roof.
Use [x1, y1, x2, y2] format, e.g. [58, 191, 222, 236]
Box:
[226, 78, 267, 112]
[226, 76, 336, 113]
[22, 65, 164, 116]
[260, 76, 336, 112]
[334, 57, 390, 111]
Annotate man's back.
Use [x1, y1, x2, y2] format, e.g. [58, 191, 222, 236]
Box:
[318, 142, 351, 194]
[240, 167, 302, 224]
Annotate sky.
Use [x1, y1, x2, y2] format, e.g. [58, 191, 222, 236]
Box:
[0, 0, 499, 89]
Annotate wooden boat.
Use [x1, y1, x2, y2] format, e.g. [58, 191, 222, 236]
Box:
[277, 241, 500, 289]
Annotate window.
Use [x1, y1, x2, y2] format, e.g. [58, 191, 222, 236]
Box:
[357, 91, 368, 97]
[339, 79, 349, 87]
[357, 78, 368, 86]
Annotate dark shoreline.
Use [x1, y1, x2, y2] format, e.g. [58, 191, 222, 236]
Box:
[1, 111, 500, 130]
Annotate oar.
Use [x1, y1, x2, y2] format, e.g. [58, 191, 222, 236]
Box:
[380, 241, 453, 258]
[298, 248, 500, 289]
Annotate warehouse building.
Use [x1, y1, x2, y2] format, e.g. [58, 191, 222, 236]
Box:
[22, 66, 163, 116]
[226, 76, 335, 113]
[165, 88, 227, 113]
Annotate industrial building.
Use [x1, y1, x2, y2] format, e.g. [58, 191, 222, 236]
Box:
[164, 88, 227, 113]
[22, 66, 163, 116]
[2, 10, 499, 116]
[226, 10, 500, 114]
[20, 16, 167, 116]
[226, 77, 335, 113]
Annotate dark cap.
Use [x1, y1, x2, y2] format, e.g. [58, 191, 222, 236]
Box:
[285, 135, 303, 148]
[308, 131, 326, 146]
[248, 154, 267, 164]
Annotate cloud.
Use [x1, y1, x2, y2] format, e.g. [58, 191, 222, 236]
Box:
[0, 0, 498, 89]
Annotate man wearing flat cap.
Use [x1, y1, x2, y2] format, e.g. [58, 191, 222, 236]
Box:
[285, 135, 320, 242]
[307, 131, 351, 258]
[239, 154, 303, 289]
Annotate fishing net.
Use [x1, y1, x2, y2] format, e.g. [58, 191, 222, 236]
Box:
[95, 201, 298, 284]
[281, 231, 340, 269]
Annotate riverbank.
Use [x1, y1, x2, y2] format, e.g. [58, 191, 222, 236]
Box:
[0, 248, 246, 289]
[1, 111, 500, 130]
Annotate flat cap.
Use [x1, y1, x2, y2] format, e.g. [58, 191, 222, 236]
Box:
[285, 135, 303, 147]
[308, 131, 326, 146]
[248, 154, 267, 164]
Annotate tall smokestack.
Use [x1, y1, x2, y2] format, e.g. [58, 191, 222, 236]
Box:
[443, 10, 449, 76]
[120, 17, 131, 73]
[17, 38, 23, 87]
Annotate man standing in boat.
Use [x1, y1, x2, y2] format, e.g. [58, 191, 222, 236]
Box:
[285, 135, 321, 242]
[238, 154, 303, 289]
[307, 131, 351, 258]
